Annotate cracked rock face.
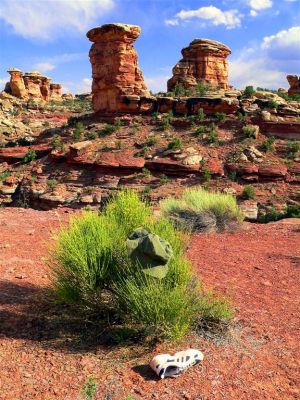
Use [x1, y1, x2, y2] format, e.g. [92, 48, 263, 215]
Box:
[167, 38, 231, 92]
[87, 23, 150, 113]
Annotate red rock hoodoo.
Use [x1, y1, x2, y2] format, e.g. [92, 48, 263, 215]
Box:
[4, 69, 62, 101]
[87, 23, 150, 113]
[287, 75, 300, 96]
[167, 39, 231, 92]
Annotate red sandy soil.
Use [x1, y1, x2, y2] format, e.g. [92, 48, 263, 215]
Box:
[0, 208, 299, 400]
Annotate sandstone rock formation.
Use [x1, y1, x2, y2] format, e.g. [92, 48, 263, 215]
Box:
[87, 23, 150, 113]
[50, 83, 62, 101]
[287, 75, 300, 96]
[167, 39, 231, 93]
[4, 69, 62, 101]
[6, 68, 27, 98]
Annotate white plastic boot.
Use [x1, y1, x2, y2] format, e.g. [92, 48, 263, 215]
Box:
[150, 349, 204, 379]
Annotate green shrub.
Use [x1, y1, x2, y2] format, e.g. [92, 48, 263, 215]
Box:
[51, 134, 64, 151]
[242, 185, 256, 200]
[202, 168, 211, 182]
[237, 112, 246, 121]
[0, 171, 10, 182]
[159, 174, 169, 185]
[81, 377, 96, 400]
[115, 140, 122, 150]
[267, 100, 278, 109]
[261, 136, 275, 152]
[242, 125, 257, 139]
[243, 86, 255, 98]
[100, 120, 122, 136]
[197, 81, 208, 96]
[206, 127, 219, 144]
[22, 149, 36, 164]
[214, 112, 226, 122]
[196, 108, 205, 122]
[47, 179, 58, 191]
[287, 140, 300, 157]
[50, 190, 233, 341]
[86, 131, 98, 140]
[160, 188, 244, 232]
[73, 122, 84, 142]
[193, 125, 207, 138]
[140, 167, 151, 178]
[145, 136, 157, 147]
[167, 137, 182, 150]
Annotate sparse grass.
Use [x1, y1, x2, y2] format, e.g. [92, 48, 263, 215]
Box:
[242, 185, 256, 200]
[159, 174, 169, 185]
[73, 122, 84, 142]
[50, 190, 233, 341]
[161, 188, 244, 232]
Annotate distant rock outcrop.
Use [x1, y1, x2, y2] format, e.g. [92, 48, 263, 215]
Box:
[87, 23, 150, 113]
[287, 75, 300, 96]
[167, 39, 231, 92]
[4, 69, 62, 101]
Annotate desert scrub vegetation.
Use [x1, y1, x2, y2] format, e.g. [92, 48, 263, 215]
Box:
[160, 188, 244, 233]
[50, 190, 233, 341]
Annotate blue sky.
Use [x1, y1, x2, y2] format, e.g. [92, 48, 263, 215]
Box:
[0, 0, 299, 93]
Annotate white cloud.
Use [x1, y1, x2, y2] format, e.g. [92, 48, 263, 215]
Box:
[61, 78, 92, 94]
[165, 19, 179, 26]
[166, 6, 242, 29]
[249, 0, 273, 10]
[0, 0, 115, 40]
[262, 26, 300, 51]
[34, 62, 55, 73]
[229, 26, 299, 89]
[144, 75, 170, 93]
[0, 77, 9, 90]
[250, 9, 258, 16]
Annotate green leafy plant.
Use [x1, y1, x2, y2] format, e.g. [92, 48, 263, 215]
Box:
[115, 140, 122, 150]
[140, 167, 151, 178]
[22, 149, 36, 164]
[242, 185, 256, 200]
[196, 81, 208, 96]
[145, 136, 157, 147]
[206, 125, 219, 144]
[86, 131, 98, 140]
[287, 140, 300, 157]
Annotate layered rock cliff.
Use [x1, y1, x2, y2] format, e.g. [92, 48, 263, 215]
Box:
[167, 39, 231, 92]
[87, 23, 150, 113]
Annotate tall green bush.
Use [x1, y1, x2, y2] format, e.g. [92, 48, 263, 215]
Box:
[50, 190, 233, 340]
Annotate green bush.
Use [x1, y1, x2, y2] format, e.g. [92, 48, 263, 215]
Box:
[0, 171, 10, 182]
[196, 108, 205, 122]
[202, 168, 211, 182]
[287, 140, 300, 157]
[267, 100, 278, 109]
[22, 149, 36, 164]
[193, 125, 207, 138]
[261, 136, 275, 152]
[259, 204, 300, 223]
[47, 179, 58, 191]
[242, 125, 257, 139]
[160, 188, 244, 232]
[242, 185, 256, 200]
[215, 112, 226, 122]
[51, 134, 64, 151]
[73, 122, 84, 142]
[167, 137, 182, 150]
[243, 86, 255, 98]
[50, 190, 233, 340]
